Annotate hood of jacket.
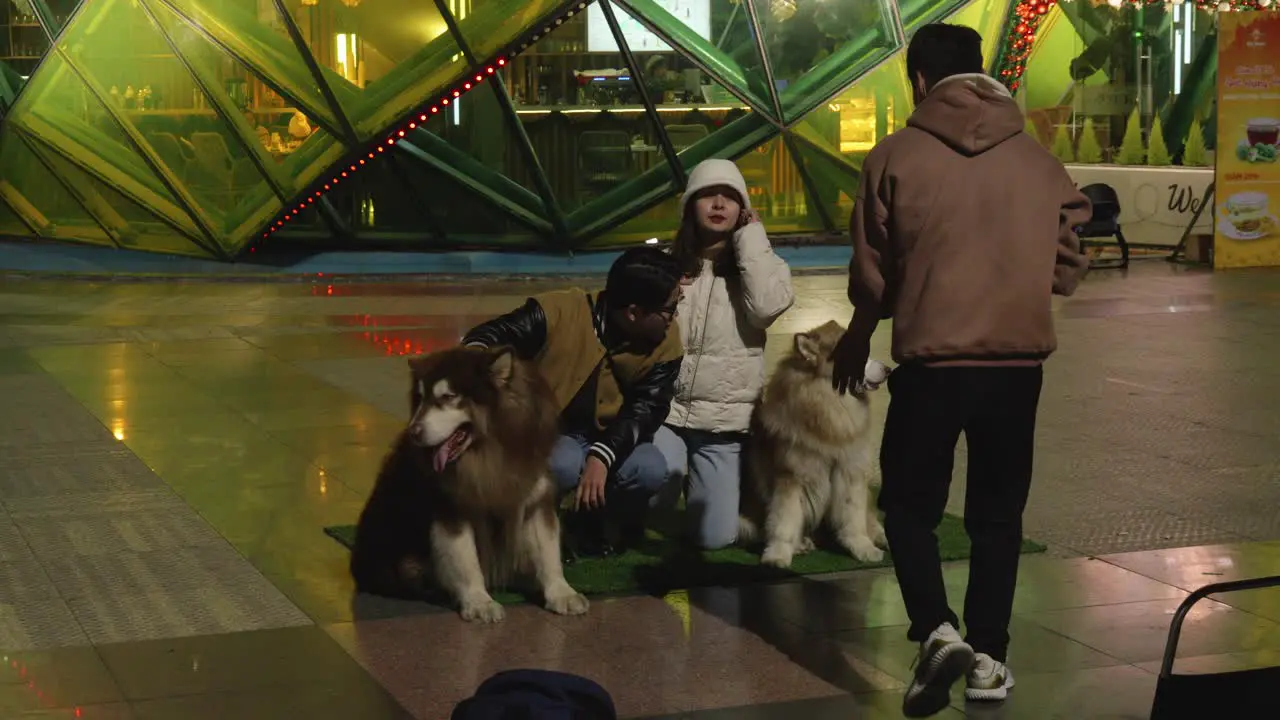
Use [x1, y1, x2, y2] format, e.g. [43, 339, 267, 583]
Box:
[907, 73, 1024, 157]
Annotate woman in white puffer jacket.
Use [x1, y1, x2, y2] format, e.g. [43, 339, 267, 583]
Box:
[653, 159, 795, 549]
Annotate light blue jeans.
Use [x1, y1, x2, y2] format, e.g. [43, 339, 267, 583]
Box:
[653, 424, 744, 550]
[549, 435, 676, 525]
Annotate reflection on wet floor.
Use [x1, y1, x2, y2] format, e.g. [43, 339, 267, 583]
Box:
[0, 262, 1278, 717]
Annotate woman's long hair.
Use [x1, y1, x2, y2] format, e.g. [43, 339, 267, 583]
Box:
[670, 189, 745, 280]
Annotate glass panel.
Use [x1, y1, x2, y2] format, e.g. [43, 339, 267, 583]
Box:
[587, 134, 824, 243]
[422, 77, 551, 216]
[406, 157, 538, 242]
[505, 8, 675, 212]
[0, 0, 77, 108]
[57, 0, 275, 248]
[787, 51, 907, 230]
[321, 151, 434, 235]
[790, 135, 861, 231]
[277, 121, 343, 182]
[280, 0, 469, 138]
[146, 0, 340, 248]
[0, 0, 57, 84]
[0, 194, 29, 235]
[0, 62, 26, 107]
[612, 0, 773, 113]
[1021, 3, 1218, 161]
[944, 0, 1015, 69]
[606, 2, 757, 161]
[748, 0, 899, 122]
[790, 52, 910, 170]
[11, 52, 205, 238]
[0, 124, 113, 246]
[452, 0, 569, 61]
[157, 0, 345, 132]
[898, 0, 968, 37]
[146, 1, 287, 183]
[44, 0, 80, 34]
[324, 146, 543, 244]
[735, 136, 823, 234]
[270, 198, 325, 233]
[588, 192, 681, 247]
[27, 131, 217, 256]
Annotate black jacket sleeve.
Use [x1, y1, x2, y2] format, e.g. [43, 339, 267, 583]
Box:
[460, 297, 547, 360]
[587, 357, 681, 471]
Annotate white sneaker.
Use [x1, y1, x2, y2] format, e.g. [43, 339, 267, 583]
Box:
[965, 653, 1015, 702]
[902, 622, 975, 718]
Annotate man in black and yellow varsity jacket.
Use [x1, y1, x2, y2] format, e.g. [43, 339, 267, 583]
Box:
[462, 247, 685, 554]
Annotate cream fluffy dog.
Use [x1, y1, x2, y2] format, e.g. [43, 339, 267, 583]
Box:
[739, 321, 889, 568]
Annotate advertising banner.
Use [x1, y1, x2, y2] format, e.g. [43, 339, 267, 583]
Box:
[1215, 11, 1280, 269]
[1065, 165, 1213, 248]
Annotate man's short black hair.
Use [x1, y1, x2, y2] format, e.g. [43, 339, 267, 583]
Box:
[906, 24, 985, 90]
[605, 247, 681, 312]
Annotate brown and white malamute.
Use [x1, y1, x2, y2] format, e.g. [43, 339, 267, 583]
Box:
[350, 345, 589, 623]
[739, 321, 889, 568]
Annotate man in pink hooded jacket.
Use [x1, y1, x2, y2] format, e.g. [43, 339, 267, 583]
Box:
[831, 23, 1092, 718]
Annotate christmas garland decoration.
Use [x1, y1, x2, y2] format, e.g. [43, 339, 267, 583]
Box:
[995, 0, 1278, 91]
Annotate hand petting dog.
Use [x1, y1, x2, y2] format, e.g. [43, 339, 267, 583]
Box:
[831, 330, 872, 396]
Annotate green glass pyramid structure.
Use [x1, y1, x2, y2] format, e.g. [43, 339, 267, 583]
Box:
[0, 0, 1013, 259]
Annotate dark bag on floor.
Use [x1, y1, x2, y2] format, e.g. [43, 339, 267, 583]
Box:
[451, 669, 617, 720]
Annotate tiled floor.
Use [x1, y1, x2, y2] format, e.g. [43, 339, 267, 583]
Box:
[0, 261, 1278, 718]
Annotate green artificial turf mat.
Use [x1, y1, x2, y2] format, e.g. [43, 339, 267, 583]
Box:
[324, 516, 1046, 605]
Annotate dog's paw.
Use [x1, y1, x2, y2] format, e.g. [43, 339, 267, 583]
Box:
[545, 589, 590, 617]
[760, 544, 794, 569]
[845, 536, 885, 563]
[797, 536, 816, 554]
[459, 597, 506, 624]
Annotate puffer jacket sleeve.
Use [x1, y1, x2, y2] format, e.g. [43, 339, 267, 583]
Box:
[733, 222, 795, 329]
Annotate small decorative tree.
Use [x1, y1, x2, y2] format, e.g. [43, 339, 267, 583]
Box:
[1076, 118, 1103, 163]
[1023, 116, 1041, 146]
[1183, 118, 1209, 166]
[1051, 124, 1076, 163]
[1115, 109, 1146, 165]
[1147, 115, 1173, 166]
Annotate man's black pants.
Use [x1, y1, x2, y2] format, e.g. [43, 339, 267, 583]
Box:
[877, 362, 1043, 663]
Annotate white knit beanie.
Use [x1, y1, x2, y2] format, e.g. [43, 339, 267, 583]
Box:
[680, 158, 752, 215]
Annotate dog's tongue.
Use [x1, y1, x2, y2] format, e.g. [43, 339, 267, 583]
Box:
[432, 429, 468, 473]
